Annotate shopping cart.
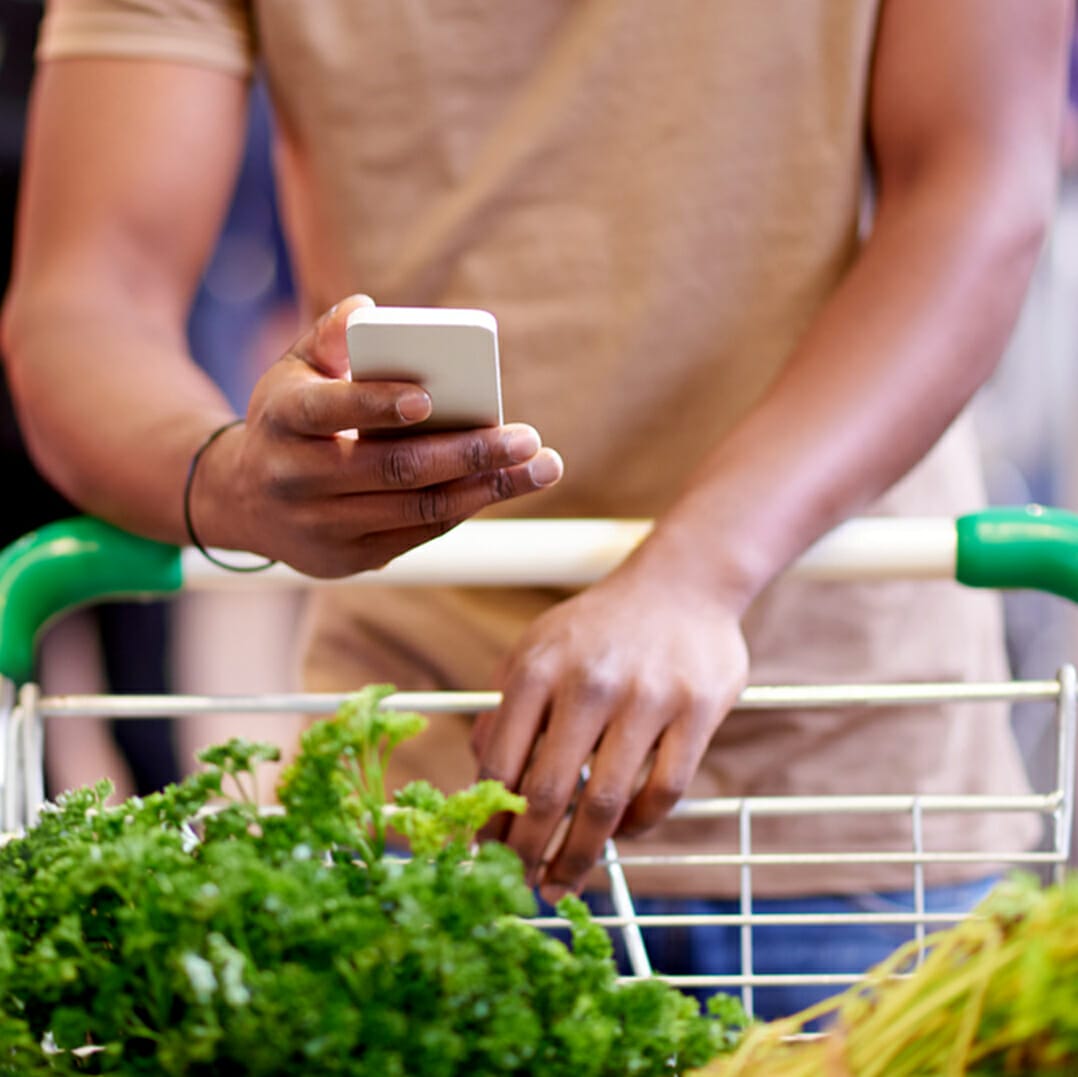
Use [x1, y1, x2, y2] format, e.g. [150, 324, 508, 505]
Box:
[0, 504, 1075, 1021]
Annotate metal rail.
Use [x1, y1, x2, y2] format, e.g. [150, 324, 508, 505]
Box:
[1, 666, 1072, 1017]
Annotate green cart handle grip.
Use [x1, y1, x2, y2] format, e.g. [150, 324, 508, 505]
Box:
[956, 505, 1078, 602]
[0, 518, 181, 684]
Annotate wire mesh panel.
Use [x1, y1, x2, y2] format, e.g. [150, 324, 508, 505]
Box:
[8, 670, 1074, 1018]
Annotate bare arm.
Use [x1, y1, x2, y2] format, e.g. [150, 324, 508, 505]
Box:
[1, 58, 560, 574]
[476, 0, 1073, 899]
[2, 58, 248, 538]
[635, 0, 1070, 604]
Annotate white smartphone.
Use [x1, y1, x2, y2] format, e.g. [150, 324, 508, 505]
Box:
[346, 306, 504, 431]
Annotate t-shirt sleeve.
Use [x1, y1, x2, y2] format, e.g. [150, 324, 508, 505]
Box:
[37, 0, 255, 78]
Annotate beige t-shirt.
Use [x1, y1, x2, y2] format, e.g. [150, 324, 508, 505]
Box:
[40, 0, 1039, 895]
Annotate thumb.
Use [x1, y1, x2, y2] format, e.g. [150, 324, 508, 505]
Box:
[294, 294, 376, 380]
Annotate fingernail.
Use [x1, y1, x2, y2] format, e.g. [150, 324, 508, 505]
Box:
[398, 391, 432, 422]
[505, 428, 540, 463]
[528, 450, 563, 487]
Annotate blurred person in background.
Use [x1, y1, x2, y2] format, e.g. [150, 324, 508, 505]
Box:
[1, 0, 1072, 1019]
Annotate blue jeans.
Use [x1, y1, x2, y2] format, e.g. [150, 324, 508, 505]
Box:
[576, 875, 999, 1022]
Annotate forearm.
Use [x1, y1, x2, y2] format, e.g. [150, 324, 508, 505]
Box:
[0, 56, 253, 544]
[2, 289, 235, 544]
[630, 160, 1053, 611]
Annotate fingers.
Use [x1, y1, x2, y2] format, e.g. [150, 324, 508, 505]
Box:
[291, 294, 374, 380]
[474, 664, 554, 845]
[538, 701, 667, 900]
[265, 453, 563, 577]
[283, 370, 433, 437]
[506, 688, 645, 890]
[345, 427, 557, 494]
[334, 450, 563, 533]
[269, 446, 562, 523]
[541, 686, 735, 900]
[271, 361, 564, 503]
[482, 657, 631, 884]
[483, 671, 732, 901]
[258, 419, 560, 500]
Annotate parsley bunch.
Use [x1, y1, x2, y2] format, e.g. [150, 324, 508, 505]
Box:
[0, 686, 744, 1075]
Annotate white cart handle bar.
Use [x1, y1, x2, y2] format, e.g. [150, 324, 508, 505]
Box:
[0, 505, 1075, 685]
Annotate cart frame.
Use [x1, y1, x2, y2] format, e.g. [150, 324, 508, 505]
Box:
[1, 506, 1076, 1018]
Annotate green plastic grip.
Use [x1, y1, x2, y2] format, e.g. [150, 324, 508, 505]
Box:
[956, 505, 1078, 604]
[0, 517, 181, 685]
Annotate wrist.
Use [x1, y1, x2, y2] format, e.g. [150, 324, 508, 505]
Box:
[620, 519, 773, 618]
[184, 419, 260, 559]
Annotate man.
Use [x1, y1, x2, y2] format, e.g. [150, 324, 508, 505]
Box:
[2, 0, 1072, 1016]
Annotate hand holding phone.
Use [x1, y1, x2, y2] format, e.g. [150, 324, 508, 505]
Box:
[346, 306, 503, 431]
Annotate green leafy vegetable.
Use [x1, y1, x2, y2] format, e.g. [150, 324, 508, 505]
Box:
[0, 685, 745, 1074]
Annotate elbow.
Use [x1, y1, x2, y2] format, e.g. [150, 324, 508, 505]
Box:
[0, 285, 20, 383]
[0, 274, 39, 404]
[0, 282, 37, 429]
[879, 149, 1059, 395]
[954, 173, 1054, 390]
[937, 152, 1057, 359]
[979, 160, 1057, 357]
[989, 164, 1054, 286]
[0, 284, 31, 426]
[878, 137, 1059, 286]
[0, 284, 66, 494]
